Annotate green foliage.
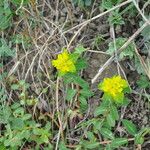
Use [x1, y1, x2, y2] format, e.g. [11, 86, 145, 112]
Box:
[110, 138, 128, 148]
[0, 0, 12, 30]
[100, 0, 125, 26]
[62, 46, 93, 112]
[11, 0, 29, 5]
[92, 34, 104, 49]
[135, 128, 150, 144]
[0, 103, 52, 148]
[122, 119, 138, 136]
[100, 0, 138, 26]
[64, 71, 93, 112]
[82, 140, 100, 149]
[66, 88, 77, 101]
[101, 0, 123, 10]
[59, 142, 69, 150]
[94, 104, 108, 116]
[94, 98, 111, 116]
[72, 0, 92, 8]
[0, 38, 15, 57]
[0, 86, 8, 104]
[107, 37, 135, 60]
[79, 132, 102, 149]
[11, 34, 32, 48]
[108, 10, 124, 25]
[137, 75, 150, 89]
[140, 17, 150, 41]
[100, 128, 115, 139]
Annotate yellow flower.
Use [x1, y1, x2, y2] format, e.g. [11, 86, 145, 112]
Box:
[52, 51, 76, 74]
[99, 76, 128, 102]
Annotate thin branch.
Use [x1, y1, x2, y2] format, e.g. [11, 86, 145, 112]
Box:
[63, 0, 132, 34]
[55, 77, 64, 150]
[132, 0, 150, 25]
[91, 21, 149, 83]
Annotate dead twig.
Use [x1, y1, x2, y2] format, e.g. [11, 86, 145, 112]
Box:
[63, 0, 132, 34]
[55, 77, 64, 150]
[134, 46, 150, 80]
[91, 21, 149, 83]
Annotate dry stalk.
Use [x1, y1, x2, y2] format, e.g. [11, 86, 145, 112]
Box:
[134, 46, 150, 79]
[91, 21, 149, 83]
[55, 77, 64, 144]
[64, 0, 132, 34]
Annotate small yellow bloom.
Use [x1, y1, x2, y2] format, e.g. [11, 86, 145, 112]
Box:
[52, 51, 76, 74]
[99, 76, 128, 102]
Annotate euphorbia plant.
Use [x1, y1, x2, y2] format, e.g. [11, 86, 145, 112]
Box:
[52, 46, 93, 113]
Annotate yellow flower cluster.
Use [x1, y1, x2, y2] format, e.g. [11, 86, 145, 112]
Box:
[52, 51, 76, 74]
[99, 76, 128, 102]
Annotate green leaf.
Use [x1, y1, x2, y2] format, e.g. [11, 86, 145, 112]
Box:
[80, 89, 93, 98]
[11, 118, 25, 130]
[12, 0, 29, 5]
[121, 98, 130, 106]
[0, 39, 14, 57]
[137, 75, 150, 89]
[135, 136, 144, 145]
[11, 103, 21, 109]
[22, 114, 32, 120]
[40, 135, 49, 143]
[134, 56, 144, 74]
[87, 131, 95, 141]
[85, 0, 92, 6]
[101, 0, 113, 10]
[0, 145, 6, 150]
[22, 130, 30, 139]
[100, 128, 114, 139]
[73, 0, 84, 8]
[106, 114, 115, 127]
[65, 73, 89, 89]
[66, 88, 77, 101]
[108, 10, 124, 25]
[84, 142, 100, 149]
[102, 93, 112, 102]
[45, 122, 51, 130]
[11, 84, 20, 90]
[0, 87, 5, 99]
[111, 138, 128, 148]
[75, 58, 87, 71]
[105, 144, 113, 150]
[4, 135, 22, 147]
[140, 17, 150, 40]
[13, 107, 25, 117]
[122, 119, 138, 136]
[135, 127, 150, 144]
[59, 141, 69, 150]
[79, 96, 88, 113]
[0, 3, 12, 30]
[73, 76, 89, 89]
[110, 106, 119, 120]
[93, 119, 104, 132]
[106, 38, 135, 60]
[0, 106, 11, 124]
[74, 45, 86, 55]
[94, 105, 107, 116]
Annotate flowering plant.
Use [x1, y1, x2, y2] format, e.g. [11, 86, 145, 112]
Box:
[52, 50, 76, 75]
[52, 46, 92, 113]
[98, 76, 130, 103]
